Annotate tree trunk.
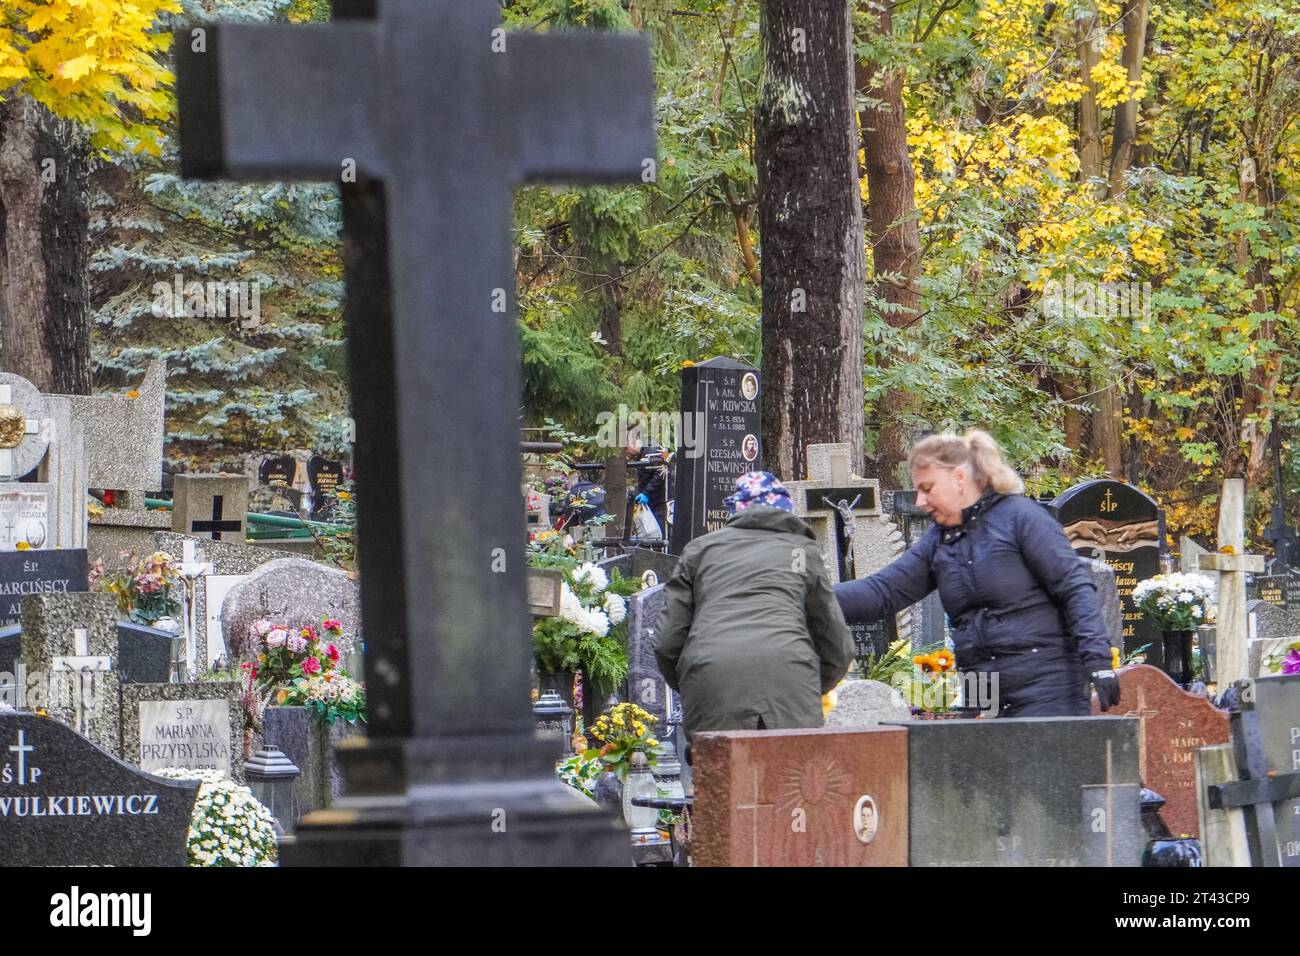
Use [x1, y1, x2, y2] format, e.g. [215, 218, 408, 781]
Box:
[1076, 13, 1104, 193]
[857, 0, 921, 487]
[1107, 0, 1150, 197]
[757, 0, 866, 483]
[0, 96, 91, 394]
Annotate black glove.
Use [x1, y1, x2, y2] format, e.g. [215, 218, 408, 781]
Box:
[1091, 669, 1121, 711]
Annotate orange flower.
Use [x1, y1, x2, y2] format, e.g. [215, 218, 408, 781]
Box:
[932, 650, 955, 671]
[14, 541, 29, 551]
[915, 654, 938, 673]
[125, 389, 140, 399]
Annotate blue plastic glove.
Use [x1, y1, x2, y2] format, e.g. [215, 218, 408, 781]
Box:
[634, 493, 649, 506]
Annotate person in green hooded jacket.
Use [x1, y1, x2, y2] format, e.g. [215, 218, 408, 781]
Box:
[654, 471, 854, 741]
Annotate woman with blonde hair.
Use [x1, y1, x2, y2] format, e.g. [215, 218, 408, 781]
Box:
[835, 429, 1119, 717]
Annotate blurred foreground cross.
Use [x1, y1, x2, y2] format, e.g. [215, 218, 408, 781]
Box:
[174, 0, 654, 865]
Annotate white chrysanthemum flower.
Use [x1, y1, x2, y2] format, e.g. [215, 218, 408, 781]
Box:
[603, 592, 626, 625]
[573, 562, 608, 592]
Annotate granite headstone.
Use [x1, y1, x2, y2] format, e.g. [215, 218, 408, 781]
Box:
[219, 557, 361, 662]
[627, 584, 670, 728]
[669, 358, 760, 554]
[691, 726, 909, 866]
[0, 711, 197, 866]
[1051, 480, 1164, 667]
[0, 549, 88, 627]
[1241, 673, 1300, 866]
[1089, 664, 1229, 838]
[824, 679, 913, 727]
[902, 716, 1143, 866]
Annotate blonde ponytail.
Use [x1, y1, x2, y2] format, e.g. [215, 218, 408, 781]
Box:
[907, 428, 1025, 495]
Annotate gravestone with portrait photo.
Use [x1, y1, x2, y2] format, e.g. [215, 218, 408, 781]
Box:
[669, 358, 761, 554]
[1050, 480, 1166, 667]
[0, 372, 88, 552]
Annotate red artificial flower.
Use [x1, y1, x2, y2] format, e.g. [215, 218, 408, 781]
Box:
[326, 643, 341, 661]
[302, 657, 322, 675]
[322, 618, 342, 631]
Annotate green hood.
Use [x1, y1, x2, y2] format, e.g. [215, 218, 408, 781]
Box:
[725, 505, 816, 539]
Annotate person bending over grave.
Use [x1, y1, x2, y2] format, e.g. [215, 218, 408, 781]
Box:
[625, 437, 669, 537]
[835, 430, 1121, 718]
[654, 471, 854, 741]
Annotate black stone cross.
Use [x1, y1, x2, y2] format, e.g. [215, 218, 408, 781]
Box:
[174, 0, 653, 864]
[1206, 684, 1300, 867]
[189, 495, 242, 540]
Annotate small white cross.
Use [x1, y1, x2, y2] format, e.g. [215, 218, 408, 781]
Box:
[8, 729, 34, 786]
[0, 385, 41, 479]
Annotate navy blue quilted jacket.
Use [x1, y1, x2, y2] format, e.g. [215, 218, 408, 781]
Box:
[835, 491, 1112, 672]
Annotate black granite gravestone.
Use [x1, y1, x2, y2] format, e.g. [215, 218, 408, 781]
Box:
[1249, 574, 1300, 616]
[1050, 480, 1166, 667]
[259, 455, 296, 488]
[626, 584, 670, 729]
[900, 716, 1143, 866]
[308, 454, 345, 519]
[851, 616, 898, 670]
[0, 712, 197, 866]
[115, 621, 178, 685]
[174, 0, 653, 865]
[0, 622, 176, 687]
[669, 358, 761, 554]
[0, 550, 88, 628]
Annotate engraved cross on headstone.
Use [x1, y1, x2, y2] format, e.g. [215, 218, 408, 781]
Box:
[174, 0, 653, 864]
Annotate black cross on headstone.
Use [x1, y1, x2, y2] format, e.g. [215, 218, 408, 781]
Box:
[174, 0, 653, 865]
[189, 495, 242, 540]
[1206, 686, 1300, 867]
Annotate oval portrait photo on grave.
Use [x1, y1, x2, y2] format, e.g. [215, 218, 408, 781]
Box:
[740, 371, 759, 402]
[741, 434, 758, 462]
[852, 795, 879, 845]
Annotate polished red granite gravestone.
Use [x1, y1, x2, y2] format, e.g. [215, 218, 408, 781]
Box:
[691, 727, 908, 867]
[1091, 664, 1229, 838]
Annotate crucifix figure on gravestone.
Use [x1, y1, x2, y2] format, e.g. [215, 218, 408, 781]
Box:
[51, 628, 111, 738]
[177, 539, 214, 679]
[828, 494, 862, 582]
[1199, 479, 1266, 690]
[174, 0, 653, 865]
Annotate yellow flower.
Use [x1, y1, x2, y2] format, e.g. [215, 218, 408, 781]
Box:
[14, 541, 29, 551]
[125, 389, 140, 399]
[276, 688, 290, 705]
[680, 360, 695, 368]
[337, 491, 352, 501]
[646, 738, 658, 748]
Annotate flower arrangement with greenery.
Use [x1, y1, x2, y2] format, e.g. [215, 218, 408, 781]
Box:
[1267, 641, 1300, 675]
[893, 646, 960, 712]
[1133, 573, 1217, 632]
[584, 702, 659, 780]
[530, 559, 640, 696]
[241, 618, 366, 728]
[152, 768, 278, 867]
[91, 550, 182, 625]
[556, 750, 605, 798]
